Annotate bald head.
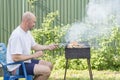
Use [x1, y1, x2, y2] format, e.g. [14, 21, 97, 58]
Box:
[22, 11, 36, 22]
[20, 11, 36, 31]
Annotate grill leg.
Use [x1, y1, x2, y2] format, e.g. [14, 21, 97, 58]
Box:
[64, 59, 68, 80]
[87, 59, 93, 80]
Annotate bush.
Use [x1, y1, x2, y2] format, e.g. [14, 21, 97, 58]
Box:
[91, 27, 120, 70]
[32, 11, 69, 45]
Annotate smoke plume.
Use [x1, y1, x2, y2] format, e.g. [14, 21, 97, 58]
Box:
[65, 0, 120, 44]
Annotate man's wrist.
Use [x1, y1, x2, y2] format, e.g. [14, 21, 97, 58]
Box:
[43, 45, 48, 50]
[30, 54, 35, 59]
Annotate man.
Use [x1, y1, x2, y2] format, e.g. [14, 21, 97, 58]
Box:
[7, 11, 58, 80]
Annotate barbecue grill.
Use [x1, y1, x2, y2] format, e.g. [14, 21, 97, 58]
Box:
[60, 42, 93, 80]
[65, 42, 90, 59]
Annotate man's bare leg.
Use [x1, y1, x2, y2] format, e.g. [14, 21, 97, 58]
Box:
[33, 64, 51, 80]
[33, 60, 53, 80]
[38, 60, 53, 70]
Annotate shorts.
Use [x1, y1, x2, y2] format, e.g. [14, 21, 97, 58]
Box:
[19, 59, 39, 75]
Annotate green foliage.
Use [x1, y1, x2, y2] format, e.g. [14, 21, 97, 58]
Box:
[53, 55, 89, 70]
[54, 55, 66, 70]
[31, 10, 120, 71]
[32, 11, 69, 45]
[91, 26, 120, 70]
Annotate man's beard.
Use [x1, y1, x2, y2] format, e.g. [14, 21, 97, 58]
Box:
[29, 26, 35, 31]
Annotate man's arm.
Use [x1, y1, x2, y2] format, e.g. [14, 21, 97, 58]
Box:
[12, 51, 43, 62]
[31, 43, 58, 51]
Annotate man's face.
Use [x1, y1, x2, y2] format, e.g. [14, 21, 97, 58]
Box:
[28, 17, 36, 30]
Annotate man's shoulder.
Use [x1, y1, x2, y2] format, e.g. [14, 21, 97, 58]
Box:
[11, 26, 21, 37]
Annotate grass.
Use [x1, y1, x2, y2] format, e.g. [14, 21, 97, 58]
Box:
[0, 70, 120, 80]
[49, 69, 120, 80]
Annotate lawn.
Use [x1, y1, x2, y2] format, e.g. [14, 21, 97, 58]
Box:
[49, 70, 120, 80]
[0, 70, 120, 80]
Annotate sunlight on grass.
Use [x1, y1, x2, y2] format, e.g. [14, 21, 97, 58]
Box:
[0, 70, 120, 80]
[0, 77, 2, 80]
[49, 70, 120, 80]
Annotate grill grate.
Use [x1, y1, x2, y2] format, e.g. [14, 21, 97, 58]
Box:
[64, 42, 90, 59]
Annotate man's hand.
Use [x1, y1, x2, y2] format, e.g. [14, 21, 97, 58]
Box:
[33, 51, 43, 58]
[47, 44, 58, 50]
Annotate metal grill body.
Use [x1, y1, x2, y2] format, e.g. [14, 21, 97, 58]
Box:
[65, 47, 90, 59]
[64, 42, 93, 80]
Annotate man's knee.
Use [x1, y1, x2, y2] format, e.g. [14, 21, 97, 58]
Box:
[39, 60, 53, 70]
[44, 69, 51, 76]
[34, 64, 51, 76]
[48, 62, 53, 70]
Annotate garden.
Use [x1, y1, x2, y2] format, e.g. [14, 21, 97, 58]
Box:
[1, 0, 120, 80]
[31, 0, 120, 79]
[31, 11, 120, 80]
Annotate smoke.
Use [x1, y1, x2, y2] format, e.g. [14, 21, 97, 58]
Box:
[65, 0, 120, 43]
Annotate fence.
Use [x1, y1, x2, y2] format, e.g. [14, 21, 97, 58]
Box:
[33, 0, 89, 28]
[0, 0, 89, 44]
[0, 0, 28, 44]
